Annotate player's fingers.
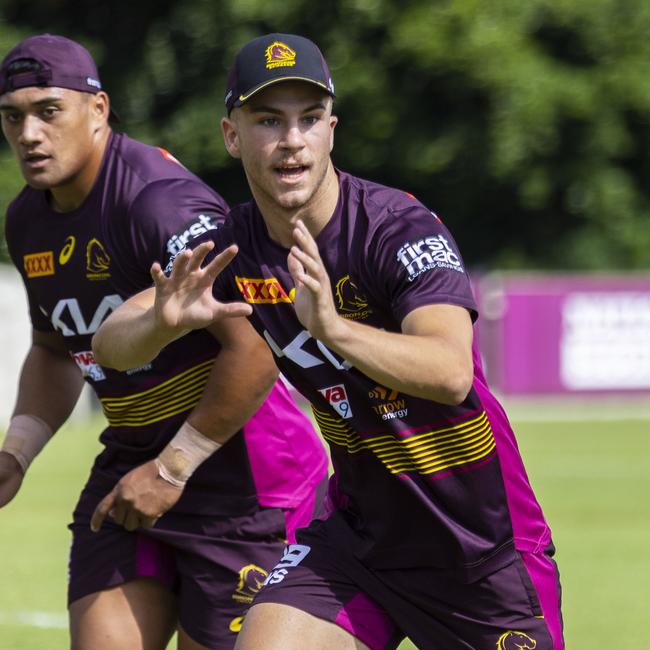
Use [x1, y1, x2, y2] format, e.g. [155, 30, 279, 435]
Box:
[90, 490, 116, 532]
[186, 241, 215, 272]
[205, 245, 239, 281]
[150, 261, 165, 286]
[169, 248, 193, 277]
[292, 220, 322, 259]
[138, 514, 160, 529]
[217, 301, 253, 319]
[288, 251, 320, 293]
[289, 246, 324, 279]
[122, 509, 141, 532]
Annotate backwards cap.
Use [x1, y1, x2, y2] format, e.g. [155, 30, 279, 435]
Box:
[0, 34, 118, 121]
[225, 33, 335, 114]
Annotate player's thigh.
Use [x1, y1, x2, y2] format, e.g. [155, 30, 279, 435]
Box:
[171, 507, 288, 649]
[69, 577, 176, 650]
[235, 603, 371, 650]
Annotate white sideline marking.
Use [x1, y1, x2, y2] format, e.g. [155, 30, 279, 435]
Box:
[0, 610, 67, 629]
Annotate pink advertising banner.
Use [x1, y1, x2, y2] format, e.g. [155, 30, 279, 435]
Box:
[474, 274, 650, 395]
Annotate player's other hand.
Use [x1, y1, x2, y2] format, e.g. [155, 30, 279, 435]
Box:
[150, 241, 252, 333]
[90, 459, 183, 533]
[0, 451, 24, 508]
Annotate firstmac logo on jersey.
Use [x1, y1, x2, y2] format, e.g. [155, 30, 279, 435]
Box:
[397, 233, 463, 281]
[165, 214, 220, 257]
[319, 384, 353, 419]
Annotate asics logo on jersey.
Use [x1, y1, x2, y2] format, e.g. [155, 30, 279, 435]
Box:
[319, 384, 353, 419]
[165, 214, 219, 257]
[396, 234, 463, 281]
[59, 236, 76, 265]
[496, 631, 537, 649]
[263, 544, 311, 585]
[24, 251, 55, 278]
[236, 276, 295, 304]
[51, 295, 123, 337]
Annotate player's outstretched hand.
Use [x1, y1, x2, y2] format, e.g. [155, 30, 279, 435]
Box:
[0, 451, 24, 508]
[150, 241, 252, 333]
[90, 460, 182, 533]
[288, 220, 345, 343]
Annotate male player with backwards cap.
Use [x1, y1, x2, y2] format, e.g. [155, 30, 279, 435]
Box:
[0, 34, 328, 650]
[95, 33, 565, 649]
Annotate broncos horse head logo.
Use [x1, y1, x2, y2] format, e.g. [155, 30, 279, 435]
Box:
[86, 238, 111, 274]
[497, 631, 537, 650]
[232, 564, 269, 604]
[265, 41, 296, 68]
[335, 275, 369, 313]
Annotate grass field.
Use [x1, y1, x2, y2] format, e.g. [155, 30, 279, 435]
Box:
[1, 406, 649, 649]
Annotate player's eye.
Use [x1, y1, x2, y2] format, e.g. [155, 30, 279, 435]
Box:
[260, 117, 279, 127]
[1, 111, 22, 124]
[41, 106, 59, 119]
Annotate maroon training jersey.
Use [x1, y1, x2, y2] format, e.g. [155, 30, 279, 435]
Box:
[5, 131, 327, 515]
[204, 171, 551, 578]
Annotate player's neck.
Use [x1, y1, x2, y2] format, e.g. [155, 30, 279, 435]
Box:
[261, 162, 339, 248]
[49, 128, 111, 213]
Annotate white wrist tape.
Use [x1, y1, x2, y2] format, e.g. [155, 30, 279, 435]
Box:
[1, 414, 54, 474]
[155, 421, 221, 487]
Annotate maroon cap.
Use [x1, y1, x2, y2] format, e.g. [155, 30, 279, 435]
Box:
[0, 34, 118, 121]
[225, 34, 335, 114]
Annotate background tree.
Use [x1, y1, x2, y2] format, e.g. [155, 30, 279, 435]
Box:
[1, 0, 650, 269]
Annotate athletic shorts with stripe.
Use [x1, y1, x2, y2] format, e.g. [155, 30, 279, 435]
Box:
[68, 478, 328, 649]
[252, 516, 564, 650]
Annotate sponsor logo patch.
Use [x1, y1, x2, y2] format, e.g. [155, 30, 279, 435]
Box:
[497, 631, 537, 649]
[319, 383, 353, 419]
[368, 385, 408, 421]
[165, 214, 219, 257]
[335, 275, 372, 320]
[71, 350, 106, 381]
[24, 251, 54, 278]
[264, 41, 297, 70]
[86, 238, 111, 280]
[396, 233, 463, 281]
[263, 544, 311, 586]
[59, 236, 76, 265]
[236, 276, 295, 304]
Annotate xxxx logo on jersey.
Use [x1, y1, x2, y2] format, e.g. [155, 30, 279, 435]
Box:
[24, 251, 55, 278]
[236, 276, 295, 304]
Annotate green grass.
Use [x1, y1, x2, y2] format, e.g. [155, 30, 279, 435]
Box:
[1, 412, 648, 648]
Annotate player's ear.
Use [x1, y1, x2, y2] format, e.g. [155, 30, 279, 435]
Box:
[221, 115, 241, 159]
[329, 113, 337, 153]
[89, 91, 110, 126]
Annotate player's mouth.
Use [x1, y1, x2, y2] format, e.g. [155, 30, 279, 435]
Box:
[23, 152, 52, 170]
[274, 163, 308, 182]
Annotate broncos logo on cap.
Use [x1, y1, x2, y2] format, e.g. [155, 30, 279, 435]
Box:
[265, 41, 296, 69]
[497, 631, 537, 650]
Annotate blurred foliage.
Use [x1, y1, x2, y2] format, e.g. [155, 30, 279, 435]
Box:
[1, 0, 650, 269]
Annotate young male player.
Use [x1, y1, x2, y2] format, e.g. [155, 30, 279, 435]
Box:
[93, 34, 564, 650]
[0, 34, 328, 650]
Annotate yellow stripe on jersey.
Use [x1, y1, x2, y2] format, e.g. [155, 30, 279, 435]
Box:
[311, 407, 496, 477]
[100, 359, 214, 427]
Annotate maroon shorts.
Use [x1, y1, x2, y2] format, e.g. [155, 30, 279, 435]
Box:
[68, 478, 328, 648]
[252, 516, 564, 650]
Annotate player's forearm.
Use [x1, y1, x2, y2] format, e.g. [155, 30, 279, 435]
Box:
[320, 317, 473, 405]
[92, 302, 186, 371]
[13, 343, 84, 430]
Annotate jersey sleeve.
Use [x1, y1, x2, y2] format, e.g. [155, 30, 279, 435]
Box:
[111, 178, 229, 293]
[365, 204, 477, 325]
[4, 203, 55, 332]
